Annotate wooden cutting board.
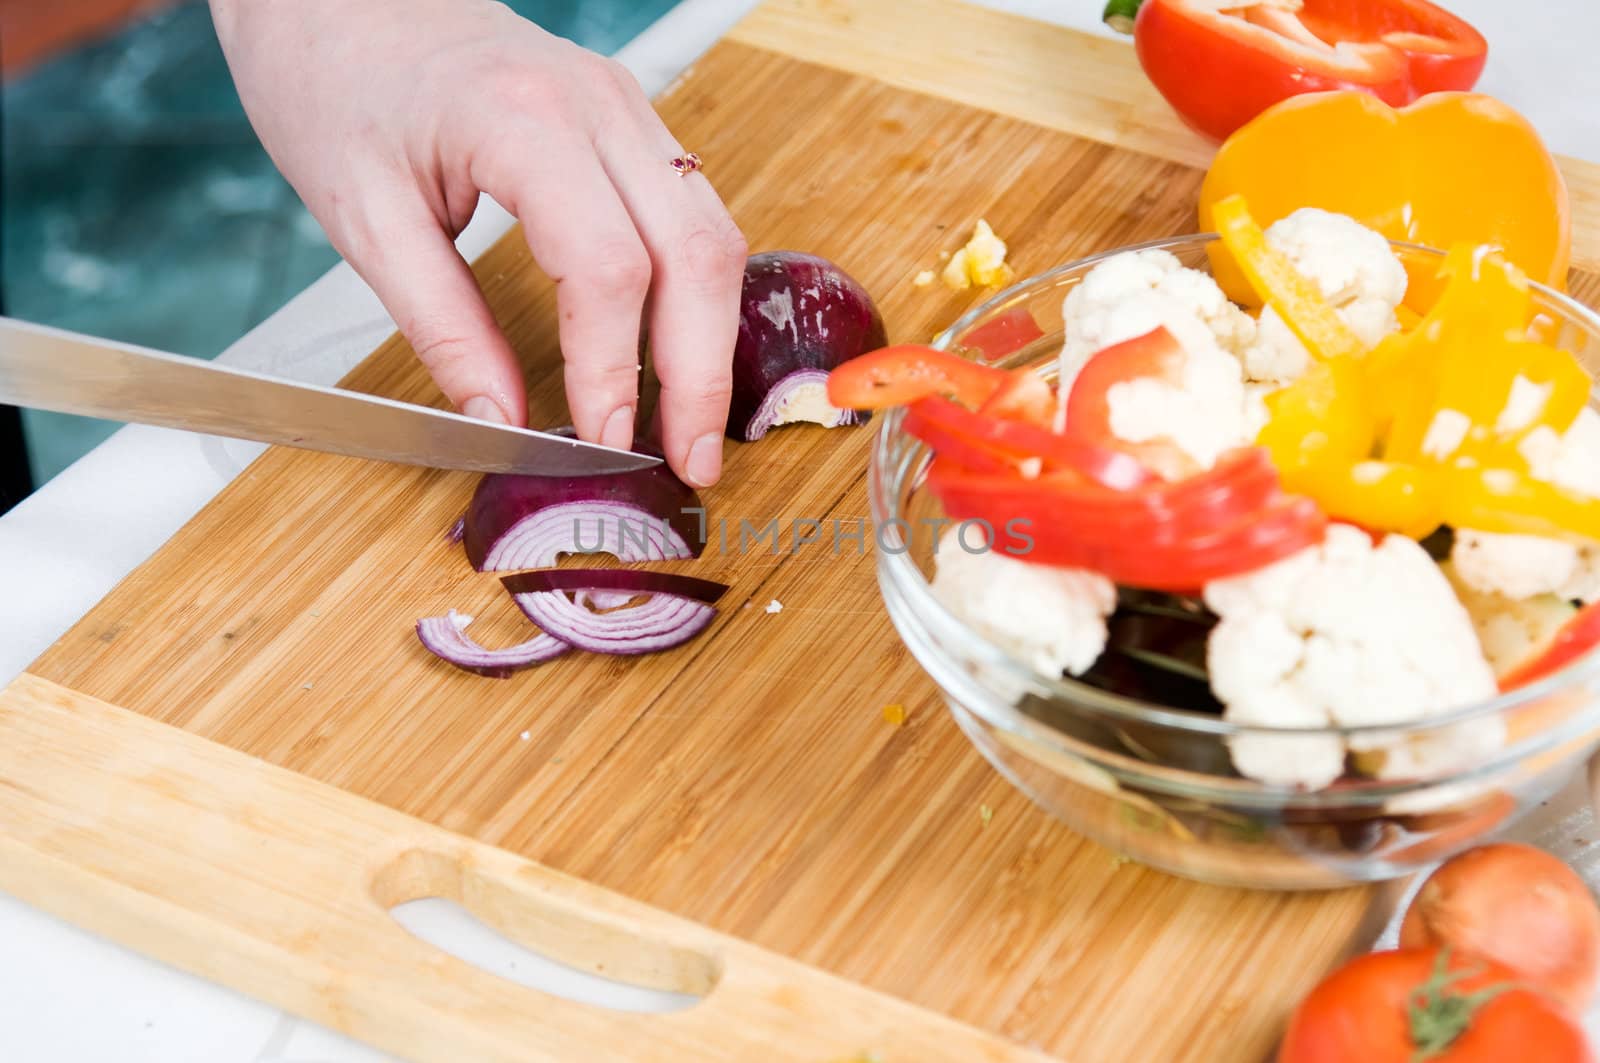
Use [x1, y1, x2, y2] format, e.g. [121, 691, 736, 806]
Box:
[8, 1, 1600, 1060]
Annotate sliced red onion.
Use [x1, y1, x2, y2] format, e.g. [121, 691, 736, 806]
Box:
[446, 516, 466, 544]
[502, 569, 729, 656]
[729, 251, 886, 442]
[463, 462, 703, 572]
[500, 568, 729, 603]
[415, 610, 568, 678]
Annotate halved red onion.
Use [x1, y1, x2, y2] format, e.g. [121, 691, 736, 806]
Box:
[415, 610, 569, 678]
[463, 462, 703, 572]
[729, 251, 886, 442]
[502, 569, 730, 656]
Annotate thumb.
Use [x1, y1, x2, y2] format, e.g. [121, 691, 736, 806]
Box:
[352, 202, 527, 427]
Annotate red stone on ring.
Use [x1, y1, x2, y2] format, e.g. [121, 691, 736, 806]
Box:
[670, 152, 703, 177]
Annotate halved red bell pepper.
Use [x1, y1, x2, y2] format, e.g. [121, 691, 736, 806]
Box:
[1109, 0, 1487, 141]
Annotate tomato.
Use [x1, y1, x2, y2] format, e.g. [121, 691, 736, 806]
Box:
[825, 344, 1006, 410]
[1280, 948, 1592, 1063]
[1064, 326, 1195, 476]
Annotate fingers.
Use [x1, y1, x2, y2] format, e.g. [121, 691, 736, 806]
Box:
[593, 95, 747, 487]
[353, 197, 528, 427]
[471, 125, 649, 455]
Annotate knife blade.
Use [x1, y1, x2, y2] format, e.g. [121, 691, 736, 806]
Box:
[0, 317, 660, 477]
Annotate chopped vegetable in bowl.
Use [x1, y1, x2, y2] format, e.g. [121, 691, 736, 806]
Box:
[845, 206, 1600, 886]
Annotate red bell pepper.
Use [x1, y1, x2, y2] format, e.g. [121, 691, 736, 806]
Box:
[1106, 0, 1487, 142]
[1063, 326, 1196, 479]
[825, 344, 1008, 410]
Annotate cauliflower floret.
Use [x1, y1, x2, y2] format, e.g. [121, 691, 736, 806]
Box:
[1059, 249, 1256, 388]
[1239, 208, 1408, 385]
[1106, 341, 1250, 475]
[930, 530, 1115, 679]
[1451, 531, 1592, 602]
[1443, 560, 1578, 677]
[1204, 526, 1501, 788]
[941, 219, 1013, 291]
[1452, 408, 1600, 603]
[1242, 381, 1276, 441]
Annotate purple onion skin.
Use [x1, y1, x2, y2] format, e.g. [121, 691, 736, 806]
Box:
[463, 459, 704, 571]
[728, 251, 886, 442]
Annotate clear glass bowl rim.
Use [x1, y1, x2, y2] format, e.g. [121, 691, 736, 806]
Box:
[871, 231, 1600, 746]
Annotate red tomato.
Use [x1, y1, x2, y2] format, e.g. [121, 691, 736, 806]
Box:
[1132, 0, 1487, 141]
[825, 344, 1005, 410]
[1280, 948, 1593, 1063]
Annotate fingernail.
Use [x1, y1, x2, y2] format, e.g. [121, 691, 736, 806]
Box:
[685, 433, 722, 487]
[601, 406, 635, 451]
[462, 397, 508, 425]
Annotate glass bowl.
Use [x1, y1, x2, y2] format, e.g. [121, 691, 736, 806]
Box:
[869, 234, 1600, 889]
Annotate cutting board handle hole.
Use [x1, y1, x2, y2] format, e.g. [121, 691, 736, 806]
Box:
[372, 848, 719, 1011]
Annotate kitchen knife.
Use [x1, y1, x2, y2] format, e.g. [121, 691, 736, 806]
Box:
[0, 317, 659, 477]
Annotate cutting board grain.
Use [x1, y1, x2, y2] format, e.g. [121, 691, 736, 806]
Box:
[0, 673, 1048, 1063]
[7, 2, 1589, 1060]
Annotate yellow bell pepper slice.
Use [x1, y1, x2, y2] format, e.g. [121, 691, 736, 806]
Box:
[1287, 460, 1443, 542]
[1211, 194, 1368, 362]
[1257, 356, 1442, 538]
[1372, 246, 1587, 468]
[1441, 466, 1600, 543]
[1257, 357, 1374, 471]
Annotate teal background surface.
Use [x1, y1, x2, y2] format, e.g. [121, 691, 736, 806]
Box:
[4, 0, 678, 485]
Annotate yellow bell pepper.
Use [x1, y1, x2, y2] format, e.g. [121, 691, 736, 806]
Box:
[1299, 461, 1443, 541]
[1257, 357, 1374, 472]
[1200, 91, 1571, 310]
[1441, 466, 1600, 543]
[1211, 195, 1367, 362]
[1372, 246, 1588, 468]
[1256, 356, 1444, 539]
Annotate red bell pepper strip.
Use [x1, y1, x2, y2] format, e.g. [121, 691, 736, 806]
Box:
[937, 474, 1326, 592]
[1063, 326, 1196, 478]
[960, 307, 1048, 363]
[826, 344, 1006, 410]
[928, 449, 1285, 549]
[1109, 0, 1487, 141]
[907, 396, 1153, 490]
[1498, 603, 1600, 692]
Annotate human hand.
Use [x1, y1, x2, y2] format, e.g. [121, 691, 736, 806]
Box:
[210, 0, 747, 485]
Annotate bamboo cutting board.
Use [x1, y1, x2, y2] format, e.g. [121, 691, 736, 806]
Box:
[9, 1, 1600, 1060]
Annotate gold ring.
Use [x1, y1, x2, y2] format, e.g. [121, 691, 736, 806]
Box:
[669, 152, 703, 177]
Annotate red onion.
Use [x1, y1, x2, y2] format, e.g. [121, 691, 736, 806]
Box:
[500, 568, 728, 603]
[463, 462, 704, 573]
[729, 251, 887, 442]
[415, 610, 569, 678]
[502, 569, 729, 657]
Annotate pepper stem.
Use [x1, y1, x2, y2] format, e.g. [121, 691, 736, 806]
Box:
[1407, 950, 1515, 1062]
[1102, 0, 1144, 34]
